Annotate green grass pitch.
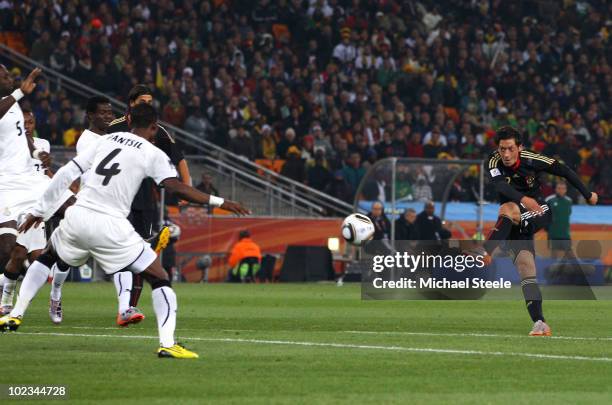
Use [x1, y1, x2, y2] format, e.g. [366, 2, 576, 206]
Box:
[2, 282, 612, 404]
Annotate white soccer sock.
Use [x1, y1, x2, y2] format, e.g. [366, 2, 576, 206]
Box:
[152, 286, 177, 348]
[113, 272, 132, 314]
[50, 264, 70, 301]
[10, 261, 51, 318]
[1, 277, 16, 307]
[0, 273, 6, 288]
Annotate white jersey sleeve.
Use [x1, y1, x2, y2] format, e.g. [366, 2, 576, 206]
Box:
[72, 134, 102, 175]
[31, 138, 51, 176]
[147, 147, 178, 185]
[33, 137, 51, 153]
[76, 129, 101, 155]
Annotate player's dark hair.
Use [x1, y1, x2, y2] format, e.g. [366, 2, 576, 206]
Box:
[86, 96, 110, 114]
[129, 103, 157, 129]
[495, 126, 522, 146]
[128, 84, 153, 103]
[21, 106, 32, 114]
[239, 230, 250, 239]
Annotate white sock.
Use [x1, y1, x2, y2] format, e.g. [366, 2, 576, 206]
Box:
[1, 277, 16, 307]
[113, 272, 132, 314]
[10, 261, 50, 318]
[0, 273, 6, 288]
[50, 264, 69, 301]
[152, 286, 177, 348]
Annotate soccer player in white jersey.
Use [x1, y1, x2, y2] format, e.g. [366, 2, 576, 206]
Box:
[0, 104, 249, 359]
[0, 66, 46, 303]
[0, 108, 75, 319]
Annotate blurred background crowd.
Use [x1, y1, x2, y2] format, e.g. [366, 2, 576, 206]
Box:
[1, 0, 610, 204]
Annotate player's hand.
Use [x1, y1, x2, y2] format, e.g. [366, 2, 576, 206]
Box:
[20, 68, 42, 95]
[587, 192, 598, 205]
[38, 151, 52, 168]
[220, 200, 251, 216]
[520, 196, 544, 215]
[18, 213, 43, 233]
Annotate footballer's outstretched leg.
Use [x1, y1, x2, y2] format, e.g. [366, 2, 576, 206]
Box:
[515, 250, 552, 336]
[0, 248, 63, 331]
[139, 256, 198, 359]
[1, 243, 28, 315]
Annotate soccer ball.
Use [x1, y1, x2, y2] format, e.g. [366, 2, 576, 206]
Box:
[341, 213, 375, 246]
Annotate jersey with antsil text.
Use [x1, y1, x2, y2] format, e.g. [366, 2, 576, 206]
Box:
[486, 149, 557, 204]
[72, 131, 178, 218]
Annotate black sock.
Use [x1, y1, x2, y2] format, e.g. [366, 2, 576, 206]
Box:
[521, 277, 544, 322]
[484, 215, 514, 255]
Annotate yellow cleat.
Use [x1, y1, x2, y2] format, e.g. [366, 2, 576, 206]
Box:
[0, 315, 21, 332]
[157, 343, 199, 359]
[149, 226, 171, 254]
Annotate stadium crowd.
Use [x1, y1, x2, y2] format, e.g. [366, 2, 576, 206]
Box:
[2, 0, 610, 204]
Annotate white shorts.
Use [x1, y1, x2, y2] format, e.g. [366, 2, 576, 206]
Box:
[16, 222, 46, 253]
[50, 205, 157, 274]
[0, 174, 58, 223]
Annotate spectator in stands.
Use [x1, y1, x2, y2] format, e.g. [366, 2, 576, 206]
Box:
[413, 176, 433, 202]
[342, 152, 366, 199]
[307, 150, 332, 191]
[196, 173, 219, 196]
[326, 170, 352, 203]
[162, 91, 187, 128]
[260, 125, 277, 160]
[227, 230, 262, 283]
[367, 201, 391, 241]
[9, 0, 610, 203]
[230, 125, 256, 161]
[395, 208, 418, 240]
[196, 173, 220, 213]
[415, 201, 452, 241]
[281, 146, 306, 183]
[49, 38, 75, 73]
[277, 127, 298, 159]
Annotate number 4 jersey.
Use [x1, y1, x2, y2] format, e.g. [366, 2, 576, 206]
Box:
[70, 131, 178, 218]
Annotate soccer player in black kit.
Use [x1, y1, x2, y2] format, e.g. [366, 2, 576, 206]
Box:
[483, 127, 597, 336]
[107, 85, 192, 326]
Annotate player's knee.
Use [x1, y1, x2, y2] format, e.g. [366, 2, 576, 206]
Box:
[36, 249, 59, 268]
[150, 277, 171, 290]
[10, 245, 27, 264]
[0, 233, 17, 264]
[499, 202, 519, 222]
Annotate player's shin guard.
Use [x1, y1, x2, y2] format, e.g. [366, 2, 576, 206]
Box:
[521, 277, 544, 322]
[129, 273, 144, 307]
[151, 281, 177, 348]
[484, 215, 514, 255]
[1, 272, 17, 308]
[113, 272, 132, 314]
[10, 260, 51, 318]
[50, 263, 69, 301]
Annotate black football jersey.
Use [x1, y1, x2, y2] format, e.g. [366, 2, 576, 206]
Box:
[486, 149, 556, 204]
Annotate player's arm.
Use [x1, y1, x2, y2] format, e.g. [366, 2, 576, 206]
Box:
[19, 142, 97, 231]
[543, 159, 597, 205]
[161, 178, 250, 215]
[486, 155, 525, 203]
[0, 68, 41, 120]
[177, 159, 192, 186]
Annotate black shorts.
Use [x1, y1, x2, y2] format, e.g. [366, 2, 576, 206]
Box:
[504, 202, 552, 261]
[127, 210, 159, 239]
